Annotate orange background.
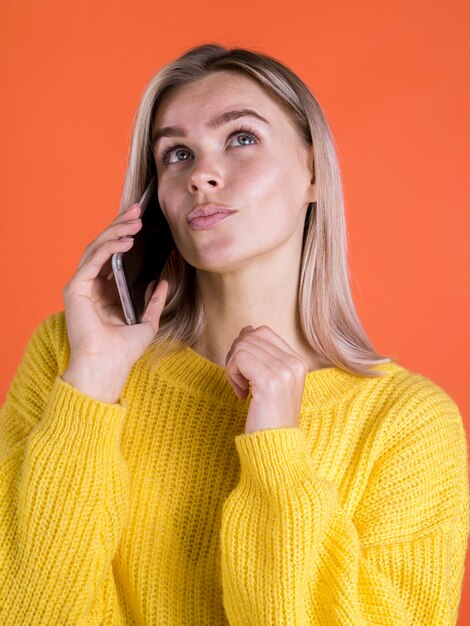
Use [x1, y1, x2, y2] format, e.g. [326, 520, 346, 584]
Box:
[1, 0, 469, 620]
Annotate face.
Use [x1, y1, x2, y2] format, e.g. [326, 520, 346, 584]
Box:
[151, 70, 315, 273]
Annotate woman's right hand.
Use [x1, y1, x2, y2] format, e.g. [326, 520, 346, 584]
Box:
[61, 203, 169, 403]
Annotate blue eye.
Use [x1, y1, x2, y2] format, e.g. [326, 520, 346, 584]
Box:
[234, 133, 257, 146]
[164, 147, 191, 164]
[159, 126, 260, 165]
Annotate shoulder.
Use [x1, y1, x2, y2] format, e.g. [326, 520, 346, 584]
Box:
[381, 360, 460, 416]
[364, 360, 466, 457]
[370, 359, 458, 403]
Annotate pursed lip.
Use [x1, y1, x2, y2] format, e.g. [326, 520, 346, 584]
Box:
[187, 204, 237, 223]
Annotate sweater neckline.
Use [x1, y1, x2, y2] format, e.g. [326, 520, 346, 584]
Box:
[148, 343, 397, 409]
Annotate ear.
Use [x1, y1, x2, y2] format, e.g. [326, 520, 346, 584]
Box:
[303, 143, 316, 204]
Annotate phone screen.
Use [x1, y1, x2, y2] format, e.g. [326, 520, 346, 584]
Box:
[112, 176, 175, 324]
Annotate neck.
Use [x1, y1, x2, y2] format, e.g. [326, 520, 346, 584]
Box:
[191, 249, 331, 372]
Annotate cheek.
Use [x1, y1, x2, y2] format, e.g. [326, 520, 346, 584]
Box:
[240, 159, 308, 240]
[238, 157, 297, 220]
[235, 158, 282, 204]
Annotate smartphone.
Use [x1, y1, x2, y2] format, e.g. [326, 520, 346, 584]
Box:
[112, 175, 175, 324]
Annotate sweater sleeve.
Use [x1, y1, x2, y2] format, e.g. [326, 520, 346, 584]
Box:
[0, 314, 130, 624]
[220, 392, 470, 625]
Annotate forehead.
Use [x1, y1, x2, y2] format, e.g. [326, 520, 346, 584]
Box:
[153, 71, 288, 127]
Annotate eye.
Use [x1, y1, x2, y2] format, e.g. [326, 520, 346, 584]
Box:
[162, 147, 191, 165]
[158, 125, 260, 165]
[231, 130, 258, 147]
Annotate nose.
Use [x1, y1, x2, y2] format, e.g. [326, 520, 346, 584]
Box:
[187, 154, 224, 193]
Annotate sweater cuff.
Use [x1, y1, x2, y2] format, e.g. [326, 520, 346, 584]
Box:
[234, 427, 315, 493]
[35, 376, 128, 453]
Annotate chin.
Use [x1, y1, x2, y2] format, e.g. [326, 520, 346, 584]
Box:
[192, 260, 245, 274]
[185, 241, 245, 271]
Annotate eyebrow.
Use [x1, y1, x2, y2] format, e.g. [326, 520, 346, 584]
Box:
[151, 108, 270, 145]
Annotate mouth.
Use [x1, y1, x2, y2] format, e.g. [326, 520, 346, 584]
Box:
[187, 204, 237, 223]
[188, 212, 236, 231]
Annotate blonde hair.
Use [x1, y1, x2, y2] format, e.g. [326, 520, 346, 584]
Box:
[120, 43, 395, 377]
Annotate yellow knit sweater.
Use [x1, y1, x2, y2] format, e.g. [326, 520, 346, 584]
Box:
[0, 311, 468, 625]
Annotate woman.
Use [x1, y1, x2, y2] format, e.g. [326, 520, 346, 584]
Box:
[0, 43, 468, 624]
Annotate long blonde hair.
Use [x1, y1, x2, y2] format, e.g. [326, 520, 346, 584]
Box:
[119, 43, 395, 377]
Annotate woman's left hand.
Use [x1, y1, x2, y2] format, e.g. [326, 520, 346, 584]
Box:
[225, 325, 309, 434]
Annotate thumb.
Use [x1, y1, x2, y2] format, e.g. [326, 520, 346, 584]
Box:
[140, 279, 169, 328]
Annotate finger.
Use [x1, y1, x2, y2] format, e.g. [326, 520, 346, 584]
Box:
[78, 203, 142, 270]
[226, 347, 270, 400]
[93, 214, 140, 278]
[234, 334, 307, 375]
[228, 339, 286, 373]
[98, 253, 116, 280]
[226, 342, 282, 399]
[140, 279, 169, 331]
[227, 325, 295, 367]
[226, 325, 255, 362]
[73, 237, 135, 284]
[78, 218, 142, 270]
[245, 332, 308, 376]
[246, 325, 305, 361]
[115, 203, 141, 221]
[226, 335, 308, 401]
[98, 266, 121, 301]
[225, 364, 250, 399]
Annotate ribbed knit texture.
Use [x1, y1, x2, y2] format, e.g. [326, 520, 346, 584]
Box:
[0, 311, 468, 625]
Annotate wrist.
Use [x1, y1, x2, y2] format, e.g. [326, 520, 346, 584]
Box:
[61, 362, 128, 404]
